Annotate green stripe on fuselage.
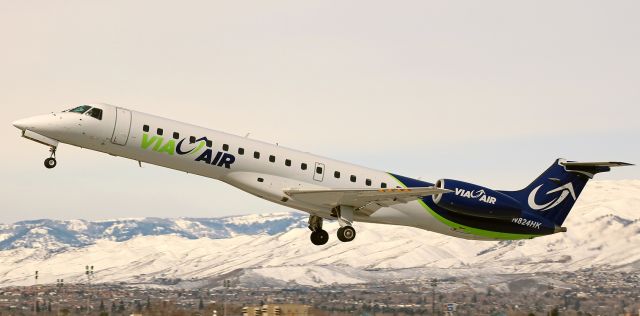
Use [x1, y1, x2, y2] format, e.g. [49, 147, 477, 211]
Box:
[388, 174, 543, 240]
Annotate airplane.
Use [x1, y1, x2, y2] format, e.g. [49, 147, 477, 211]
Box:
[12, 103, 632, 245]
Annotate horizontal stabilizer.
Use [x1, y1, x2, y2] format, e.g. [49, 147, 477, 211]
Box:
[561, 161, 633, 168]
[560, 161, 633, 178]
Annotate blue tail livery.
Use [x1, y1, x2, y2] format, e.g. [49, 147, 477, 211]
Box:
[393, 159, 632, 240]
[499, 160, 632, 226]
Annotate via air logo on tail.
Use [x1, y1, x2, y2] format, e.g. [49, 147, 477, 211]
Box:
[527, 182, 576, 212]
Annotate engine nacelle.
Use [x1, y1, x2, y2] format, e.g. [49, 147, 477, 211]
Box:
[432, 179, 521, 219]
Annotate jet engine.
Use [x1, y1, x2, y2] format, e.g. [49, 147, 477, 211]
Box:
[432, 179, 521, 219]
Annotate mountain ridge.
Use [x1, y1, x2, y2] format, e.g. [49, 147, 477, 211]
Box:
[0, 212, 307, 251]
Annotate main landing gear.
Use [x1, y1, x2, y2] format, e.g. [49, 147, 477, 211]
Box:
[336, 205, 356, 242]
[44, 147, 57, 169]
[308, 215, 329, 246]
[308, 205, 358, 245]
[337, 226, 356, 242]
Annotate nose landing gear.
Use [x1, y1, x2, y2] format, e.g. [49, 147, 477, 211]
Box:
[44, 147, 57, 169]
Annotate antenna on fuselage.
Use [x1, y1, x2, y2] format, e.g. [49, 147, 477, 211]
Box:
[244, 132, 251, 138]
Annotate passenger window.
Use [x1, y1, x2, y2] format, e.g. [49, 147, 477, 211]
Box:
[143, 125, 149, 132]
[189, 136, 196, 143]
[254, 151, 260, 159]
[316, 166, 323, 174]
[157, 128, 163, 136]
[269, 155, 276, 163]
[173, 132, 179, 139]
[366, 179, 372, 186]
[301, 163, 307, 170]
[223, 144, 229, 151]
[334, 171, 341, 178]
[85, 108, 103, 120]
[350, 175, 356, 182]
[285, 159, 291, 166]
[238, 148, 245, 155]
[206, 140, 212, 148]
[381, 182, 387, 188]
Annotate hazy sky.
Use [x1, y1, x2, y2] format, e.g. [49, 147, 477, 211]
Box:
[1, 1, 638, 223]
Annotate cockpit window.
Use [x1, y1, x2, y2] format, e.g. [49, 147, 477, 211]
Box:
[86, 107, 103, 120]
[66, 105, 92, 114]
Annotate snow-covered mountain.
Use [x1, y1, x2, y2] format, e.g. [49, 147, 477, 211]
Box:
[0, 212, 306, 252]
[0, 180, 638, 288]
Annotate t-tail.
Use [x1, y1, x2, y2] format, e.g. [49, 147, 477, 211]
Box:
[500, 159, 633, 226]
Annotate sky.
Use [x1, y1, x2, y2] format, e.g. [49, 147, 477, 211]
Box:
[0, 0, 638, 223]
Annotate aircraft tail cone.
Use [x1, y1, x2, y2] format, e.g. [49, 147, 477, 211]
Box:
[554, 226, 567, 233]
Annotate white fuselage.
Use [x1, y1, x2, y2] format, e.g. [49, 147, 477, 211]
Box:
[11, 104, 470, 239]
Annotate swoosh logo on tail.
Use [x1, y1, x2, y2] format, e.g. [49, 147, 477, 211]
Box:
[527, 182, 576, 212]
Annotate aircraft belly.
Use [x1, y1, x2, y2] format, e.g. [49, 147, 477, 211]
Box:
[356, 202, 438, 229]
[224, 171, 333, 216]
[355, 202, 495, 240]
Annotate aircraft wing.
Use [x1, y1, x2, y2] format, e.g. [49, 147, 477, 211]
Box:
[284, 186, 451, 216]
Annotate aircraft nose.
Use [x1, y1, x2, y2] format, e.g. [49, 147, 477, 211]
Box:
[12, 115, 48, 132]
[12, 118, 29, 130]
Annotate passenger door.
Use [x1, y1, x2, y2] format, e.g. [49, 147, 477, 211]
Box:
[111, 107, 131, 145]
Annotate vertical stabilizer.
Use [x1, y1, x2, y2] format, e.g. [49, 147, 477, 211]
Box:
[501, 159, 632, 225]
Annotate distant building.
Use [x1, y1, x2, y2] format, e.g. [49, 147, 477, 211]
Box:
[243, 306, 261, 316]
[443, 303, 457, 316]
[242, 304, 311, 316]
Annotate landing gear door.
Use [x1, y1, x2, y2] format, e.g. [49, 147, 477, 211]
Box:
[313, 162, 325, 182]
[111, 108, 132, 146]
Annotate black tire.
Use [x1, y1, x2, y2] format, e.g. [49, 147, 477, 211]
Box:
[337, 226, 356, 242]
[44, 158, 57, 169]
[310, 229, 329, 245]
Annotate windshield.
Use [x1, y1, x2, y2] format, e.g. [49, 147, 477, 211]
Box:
[85, 107, 103, 120]
[66, 105, 92, 114]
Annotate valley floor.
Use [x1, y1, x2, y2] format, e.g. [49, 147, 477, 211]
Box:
[0, 270, 638, 316]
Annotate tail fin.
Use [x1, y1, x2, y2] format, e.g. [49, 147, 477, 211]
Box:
[501, 159, 632, 226]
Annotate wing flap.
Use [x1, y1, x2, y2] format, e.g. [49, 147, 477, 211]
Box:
[284, 186, 450, 214]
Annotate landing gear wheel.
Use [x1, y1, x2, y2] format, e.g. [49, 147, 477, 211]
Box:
[44, 158, 57, 169]
[310, 229, 329, 245]
[337, 226, 356, 242]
